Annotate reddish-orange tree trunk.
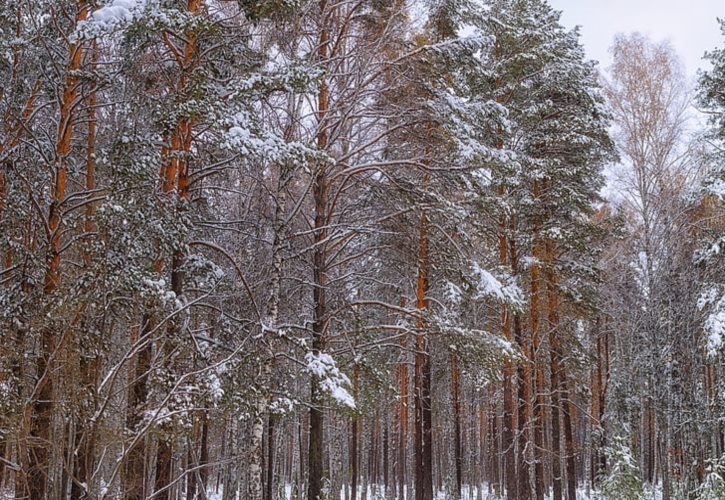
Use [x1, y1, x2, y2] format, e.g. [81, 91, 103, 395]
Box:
[28, 4, 88, 497]
[398, 299, 409, 500]
[70, 40, 100, 500]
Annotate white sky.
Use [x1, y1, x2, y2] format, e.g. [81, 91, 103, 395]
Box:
[548, 0, 723, 77]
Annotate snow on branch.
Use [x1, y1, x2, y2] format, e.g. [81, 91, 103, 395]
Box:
[699, 285, 725, 357]
[304, 351, 355, 409]
[221, 109, 326, 166]
[74, 0, 147, 40]
[471, 262, 523, 306]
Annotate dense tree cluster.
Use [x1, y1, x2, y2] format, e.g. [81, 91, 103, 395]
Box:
[0, 1, 722, 499]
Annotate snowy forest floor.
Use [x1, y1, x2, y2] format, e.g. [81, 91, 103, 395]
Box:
[201, 482, 665, 500]
[0, 482, 669, 499]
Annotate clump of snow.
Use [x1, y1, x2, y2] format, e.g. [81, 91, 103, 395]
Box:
[699, 286, 725, 357]
[223, 110, 319, 165]
[304, 352, 355, 409]
[269, 397, 295, 416]
[207, 373, 224, 403]
[472, 262, 523, 305]
[75, 0, 147, 39]
[142, 277, 176, 304]
[445, 281, 463, 305]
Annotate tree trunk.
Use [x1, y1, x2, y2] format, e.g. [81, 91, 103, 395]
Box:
[154, 439, 173, 500]
[451, 352, 462, 499]
[560, 364, 577, 500]
[398, 298, 409, 500]
[27, 5, 88, 497]
[124, 319, 152, 499]
[501, 229, 518, 500]
[154, 0, 199, 495]
[516, 313, 532, 500]
[414, 172, 432, 500]
[70, 40, 100, 500]
[264, 414, 275, 500]
[307, 3, 330, 497]
[545, 239, 562, 500]
[505, 236, 531, 500]
[383, 419, 389, 495]
[352, 366, 360, 499]
[530, 181, 545, 500]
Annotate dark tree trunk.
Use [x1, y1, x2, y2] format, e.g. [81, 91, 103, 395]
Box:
[414, 193, 433, 500]
[307, 2, 330, 498]
[560, 366, 577, 500]
[124, 317, 153, 500]
[516, 313, 532, 500]
[451, 353, 462, 499]
[154, 440, 172, 500]
[265, 414, 275, 500]
[545, 239, 562, 500]
[351, 367, 359, 499]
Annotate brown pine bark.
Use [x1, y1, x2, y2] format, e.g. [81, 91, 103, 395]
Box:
[153, 2, 199, 496]
[545, 239, 562, 500]
[69, 39, 101, 500]
[124, 318, 153, 499]
[503, 354, 518, 500]
[351, 366, 360, 499]
[515, 313, 532, 500]
[489, 386, 500, 495]
[154, 132, 191, 500]
[591, 317, 605, 486]
[479, 401, 485, 491]
[500, 228, 518, 500]
[414, 172, 432, 500]
[42, 5, 87, 295]
[398, 297, 409, 500]
[186, 417, 199, 500]
[559, 363, 577, 500]
[509, 226, 531, 500]
[27, 4, 88, 497]
[154, 440, 173, 500]
[530, 183, 545, 500]
[308, 4, 330, 498]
